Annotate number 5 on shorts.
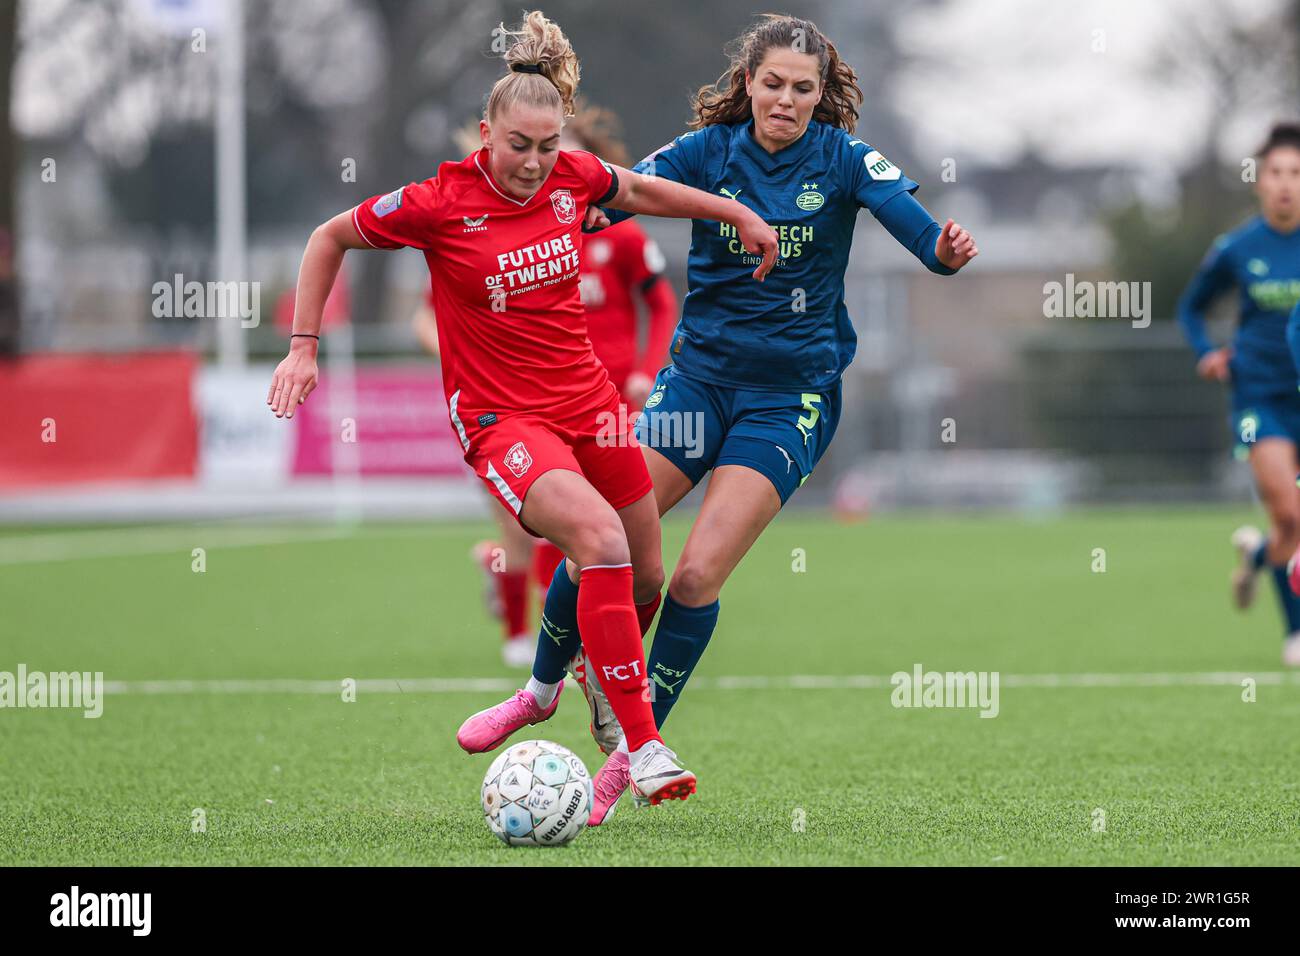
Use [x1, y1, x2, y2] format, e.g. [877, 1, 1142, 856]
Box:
[796, 393, 822, 446]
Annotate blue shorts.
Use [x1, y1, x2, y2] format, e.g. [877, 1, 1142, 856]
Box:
[632, 365, 842, 505]
[1230, 387, 1300, 459]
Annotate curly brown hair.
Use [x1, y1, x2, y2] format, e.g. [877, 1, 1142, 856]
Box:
[689, 13, 863, 133]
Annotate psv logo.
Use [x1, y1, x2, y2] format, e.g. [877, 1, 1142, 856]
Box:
[550, 189, 576, 224]
[504, 441, 533, 478]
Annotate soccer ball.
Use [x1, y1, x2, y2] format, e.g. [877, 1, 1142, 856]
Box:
[481, 739, 592, 847]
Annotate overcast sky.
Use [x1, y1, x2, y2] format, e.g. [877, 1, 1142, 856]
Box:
[893, 0, 1295, 195]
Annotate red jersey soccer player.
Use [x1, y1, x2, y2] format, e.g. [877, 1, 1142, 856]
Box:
[267, 10, 777, 806]
[412, 107, 679, 673]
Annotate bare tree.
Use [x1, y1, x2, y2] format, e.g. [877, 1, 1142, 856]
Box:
[339, 0, 502, 327]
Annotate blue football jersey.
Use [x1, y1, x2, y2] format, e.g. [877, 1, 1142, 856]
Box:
[609, 119, 946, 391]
[1179, 217, 1300, 395]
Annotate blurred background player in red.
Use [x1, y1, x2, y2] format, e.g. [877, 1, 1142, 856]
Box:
[413, 103, 678, 669]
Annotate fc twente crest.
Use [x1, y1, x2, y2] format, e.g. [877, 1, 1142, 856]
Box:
[504, 442, 533, 478]
[550, 189, 576, 225]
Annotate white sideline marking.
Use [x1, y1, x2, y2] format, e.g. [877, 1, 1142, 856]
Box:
[98, 671, 1300, 696]
[102, 677, 517, 695]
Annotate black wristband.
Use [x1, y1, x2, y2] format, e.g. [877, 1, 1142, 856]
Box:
[291, 333, 320, 340]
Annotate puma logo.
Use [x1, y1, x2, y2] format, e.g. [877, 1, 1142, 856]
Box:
[719, 186, 742, 200]
[540, 614, 569, 646]
[775, 445, 794, 473]
[651, 672, 683, 696]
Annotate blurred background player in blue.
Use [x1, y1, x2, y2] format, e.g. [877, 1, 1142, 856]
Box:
[1179, 122, 1300, 665]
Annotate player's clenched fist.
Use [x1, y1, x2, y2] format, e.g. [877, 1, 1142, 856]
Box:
[267, 339, 319, 419]
[736, 211, 780, 281]
[935, 219, 978, 271]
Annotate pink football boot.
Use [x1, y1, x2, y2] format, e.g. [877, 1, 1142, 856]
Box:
[456, 684, 563, 754]
[587, 748, 631, 826]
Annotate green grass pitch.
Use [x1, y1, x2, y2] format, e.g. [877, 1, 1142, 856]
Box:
[2, 507, 1299, 866]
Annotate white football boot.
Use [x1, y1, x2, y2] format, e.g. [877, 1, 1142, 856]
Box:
[628, 740, 696, 805]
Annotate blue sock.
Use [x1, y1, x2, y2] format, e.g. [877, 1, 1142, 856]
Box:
[1270, 565, 1300, 636]
[646, 595, 719, 729]
[1252, 541, 1268, 571]
[532, 560, 582, 683]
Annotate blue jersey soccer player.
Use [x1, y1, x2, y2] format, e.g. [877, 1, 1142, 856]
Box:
[523, 14, 978, 824]
[1179, 122, 1300, 666]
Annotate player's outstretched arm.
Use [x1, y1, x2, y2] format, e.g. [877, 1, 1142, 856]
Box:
[871, 190, 976, 276]
[602, 167, 780, 280]
[267, 210, 371, 419]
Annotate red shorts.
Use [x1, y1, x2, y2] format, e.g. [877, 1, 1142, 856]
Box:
[458, 387, 652, 536]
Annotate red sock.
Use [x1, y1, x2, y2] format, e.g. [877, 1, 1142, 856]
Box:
[635, 592, 662, 637]
[531, 540, 566, 594]
[577, 565, 661, 750]
[499, 570, 529, 639]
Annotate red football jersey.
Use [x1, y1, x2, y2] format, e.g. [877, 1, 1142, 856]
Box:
[353, 148, 620, 425]
[577, 219, 670, 386]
